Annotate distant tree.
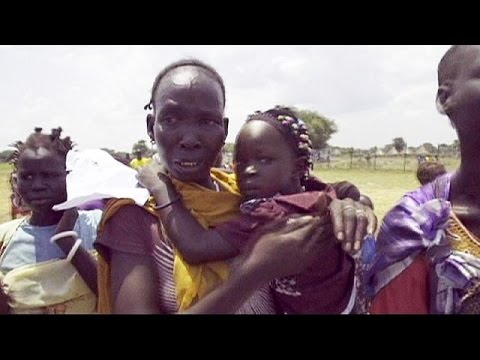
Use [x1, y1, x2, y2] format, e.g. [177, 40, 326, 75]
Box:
[383, 144, 394, 154]
[224, 142, 234, 154]
[438, 143, 450, 155]
[392, 137, 406, 153]
[408, 146, 417, 154]
[132, 140, 150, 156]
[452, 139, 460, 153]
[422, 142, 437, 154]
[0, 150, 15, 163]
[286, 107, 338, 150]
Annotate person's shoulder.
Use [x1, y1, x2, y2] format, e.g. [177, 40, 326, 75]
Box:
[0, 218, 25, 244]
[103, 203, 157, 229]
[78, 209, 103, 226]
[0, 218, 24, 233]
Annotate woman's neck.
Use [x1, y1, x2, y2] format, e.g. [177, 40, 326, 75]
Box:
[454, 137, 480, 197]
[28, 210, 64, 226]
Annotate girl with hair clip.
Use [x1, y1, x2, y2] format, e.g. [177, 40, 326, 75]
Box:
[0, 128, 102, 314]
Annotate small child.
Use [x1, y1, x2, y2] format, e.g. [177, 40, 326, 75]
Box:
[416, 161, 447, 186]
[139, 107, 362, 313]
[0, 128, 101, 314]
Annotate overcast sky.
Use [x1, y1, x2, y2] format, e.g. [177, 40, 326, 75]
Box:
[0, 45, 457, 152]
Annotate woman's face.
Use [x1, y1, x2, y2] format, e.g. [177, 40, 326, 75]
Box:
[16, 147, 67, 213]
[149, 67, 226, 186]
[446, 46, 480, 133]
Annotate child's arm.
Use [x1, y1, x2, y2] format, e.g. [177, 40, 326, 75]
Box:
[137, 163, 239, 264]
[52, 209, 98, 295]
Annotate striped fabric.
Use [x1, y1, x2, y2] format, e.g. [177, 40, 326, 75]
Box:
[153, 235, 276, 314]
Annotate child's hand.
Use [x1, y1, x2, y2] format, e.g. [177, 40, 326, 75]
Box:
[137, 162, 179, 205]
[137, 162, 172, 193]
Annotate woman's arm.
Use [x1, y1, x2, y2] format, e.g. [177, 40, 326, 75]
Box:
[110, 250, 159, 314]
[53, 209, 98, 295]
[184, 215, 328, 314]
[137, 163, 238, 264]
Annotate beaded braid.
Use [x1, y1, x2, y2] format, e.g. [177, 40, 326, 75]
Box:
[143, 58, 226, 111]
[11, 127, 74, 171]
[246, 106, 314, 184]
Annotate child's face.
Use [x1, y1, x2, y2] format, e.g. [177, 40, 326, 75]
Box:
[16, 148, 67, 212]
[149, 67, 226, 186]
[234, 120, 299, 201]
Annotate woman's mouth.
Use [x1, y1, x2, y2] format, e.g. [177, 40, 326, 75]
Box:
[172, 160, 204, 172]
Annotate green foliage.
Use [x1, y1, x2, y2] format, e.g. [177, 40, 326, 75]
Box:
[0, 150, 15, 163]
[422, 142, 437, 154]
[291, 107, 338, 150]
[224, 143, 235, 154]
[132, 140, 150, 156]
[392, 137, 406, 153]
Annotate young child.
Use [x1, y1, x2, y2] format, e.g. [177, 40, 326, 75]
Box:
[416, 161, 447, 186]
[139, 107, 365, 313]
[0, 128, 101, 314]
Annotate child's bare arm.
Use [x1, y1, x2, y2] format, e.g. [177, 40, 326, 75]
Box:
[137, 163, 239, 264]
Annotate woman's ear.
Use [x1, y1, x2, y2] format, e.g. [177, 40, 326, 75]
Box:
[146, 114, 155, 142]
[223, 117, 229, 139]
[436, 83, 452, 115]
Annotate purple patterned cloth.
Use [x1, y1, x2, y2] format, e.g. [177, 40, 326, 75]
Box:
[367, 173, 480, 313]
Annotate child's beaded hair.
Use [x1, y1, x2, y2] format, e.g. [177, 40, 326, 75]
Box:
[10, 127, 74, 171]
[245, 106, 314, 183]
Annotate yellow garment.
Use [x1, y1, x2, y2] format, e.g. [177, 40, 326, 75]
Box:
[0, 256, 97, 314]
[449, 212, 480, 258]
[96, 168, 241, 313]
[0, 219, 97, 314]
[171, 169, 241, 310]
[129, 157, 153, 170]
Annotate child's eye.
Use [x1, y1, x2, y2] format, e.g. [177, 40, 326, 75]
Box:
[259, 158, 272, 164]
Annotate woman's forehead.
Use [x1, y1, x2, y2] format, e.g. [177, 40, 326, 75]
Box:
[155, 67, 223, 101]
[18, 147, 64, 163]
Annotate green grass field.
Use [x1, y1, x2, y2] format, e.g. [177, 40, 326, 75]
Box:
[313, 168, 419, 221]
[0, 163, 12, 223]
[0, 158, 460, 224]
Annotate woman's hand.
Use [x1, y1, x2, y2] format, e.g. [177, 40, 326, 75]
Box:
[329, 198, 377, 255]
[241, 215, 334, 281]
